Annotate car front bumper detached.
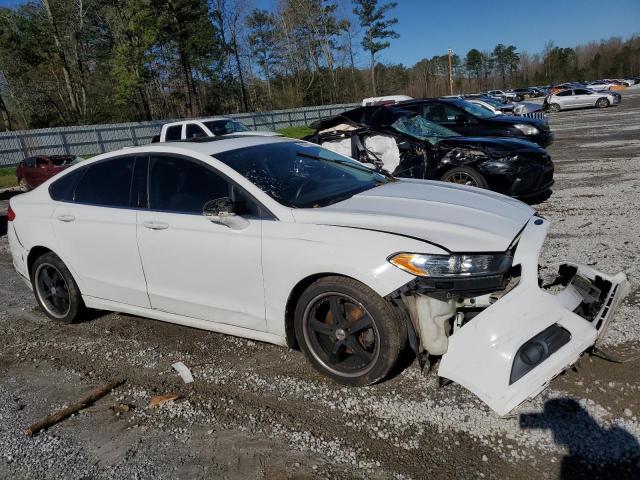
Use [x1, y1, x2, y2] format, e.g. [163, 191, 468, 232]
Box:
[423, 216, 628, 415]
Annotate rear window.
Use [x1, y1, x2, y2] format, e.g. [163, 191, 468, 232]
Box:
[165, 125, 182, 141]
[74, 157, 135, 207]
[49, 168, 86, 202]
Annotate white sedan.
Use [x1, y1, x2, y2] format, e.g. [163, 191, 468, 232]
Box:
[7, 136, 628, 415]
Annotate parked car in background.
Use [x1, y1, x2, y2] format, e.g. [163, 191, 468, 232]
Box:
[586, 81, 616, 92]
[306, 105, 554, 200]
[482, 90, 517, 102]
[7, 135, 627, 416]
[509, 88, 536, 101]
[16, 155, 79, 191]
[154, 117, 280, 143]
[465, 95, 515, 114]
[398, 98, 554, 147]
[545, 88, 621, 112]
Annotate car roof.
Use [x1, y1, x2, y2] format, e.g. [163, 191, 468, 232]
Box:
[109, 135, 296, 158]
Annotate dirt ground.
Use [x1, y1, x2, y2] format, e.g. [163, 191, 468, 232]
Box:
[1, 87, 640, 480]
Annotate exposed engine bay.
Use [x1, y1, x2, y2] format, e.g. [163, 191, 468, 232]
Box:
[386, 216, 629, 415]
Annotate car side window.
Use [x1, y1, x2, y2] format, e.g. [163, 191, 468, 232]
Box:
[422, 104, 460, 123]
[165, 125, 182, 141]
[148, 156, 231, 214]
[556, 90, 572, 97]
[574, 89, 589, 95]
[186, 123, 207, 139]
[49, 168, 86, 202]
[74, 157, 135, 207]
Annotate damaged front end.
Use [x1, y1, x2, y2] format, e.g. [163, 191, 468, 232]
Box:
[389, 216, 629, 415]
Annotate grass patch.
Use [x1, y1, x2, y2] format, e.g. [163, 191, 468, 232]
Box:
[0, 166, 16, 177]
[0, 176, 17, 188]
[277, 125, 314, 139]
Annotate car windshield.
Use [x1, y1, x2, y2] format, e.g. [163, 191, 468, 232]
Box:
[214, 141, 391, 208]
[391, 114, 458, 144]
[203, 119, 249, 136]
[456, 101, 496, 119]
[478, 97, 503, 108]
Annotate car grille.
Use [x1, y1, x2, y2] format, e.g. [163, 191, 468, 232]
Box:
[523, 111, 547, 120]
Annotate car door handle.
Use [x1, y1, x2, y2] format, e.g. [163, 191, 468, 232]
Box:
[56, 214, 75, 222]
[143, 221, 169, 230]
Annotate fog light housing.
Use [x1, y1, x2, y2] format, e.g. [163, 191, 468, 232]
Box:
[509, 324, 571, 384]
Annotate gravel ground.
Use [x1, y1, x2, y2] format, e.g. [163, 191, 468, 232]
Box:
[1, 87, 639, 480]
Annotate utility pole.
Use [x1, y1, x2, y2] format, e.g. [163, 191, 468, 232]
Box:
[448, 48, 454, 95]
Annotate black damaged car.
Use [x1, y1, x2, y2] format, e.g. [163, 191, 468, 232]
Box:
[304, 106, 554, 201]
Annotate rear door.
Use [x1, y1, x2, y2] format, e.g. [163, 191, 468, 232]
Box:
[51, 155, 150, 308]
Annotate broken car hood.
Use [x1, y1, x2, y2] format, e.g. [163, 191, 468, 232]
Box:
[436, 136, 548, 154]
[292, 179, 534, 252]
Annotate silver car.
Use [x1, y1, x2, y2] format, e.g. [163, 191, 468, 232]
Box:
[545, 88, 620, 112]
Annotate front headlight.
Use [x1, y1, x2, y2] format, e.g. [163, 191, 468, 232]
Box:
[389, 253, 513, 278]
[514, 124, 539, 136]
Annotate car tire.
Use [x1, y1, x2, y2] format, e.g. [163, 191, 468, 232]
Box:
[18, 178, 30, 192]
[31, 252, 84, 324]
[548, 103, 561, 113]
[596, 98, 610, 108]
[294, 276, 407, 387]
[440, 167, 489, 189]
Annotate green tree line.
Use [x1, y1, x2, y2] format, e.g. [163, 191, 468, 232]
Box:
[0, 0, 638, 131]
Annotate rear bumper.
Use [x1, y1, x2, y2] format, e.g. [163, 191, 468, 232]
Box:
[438, 216, 629, 416]
[8, 222, 31, 288]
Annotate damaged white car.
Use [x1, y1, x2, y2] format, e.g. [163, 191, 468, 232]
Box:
[7, 136, 628, 415]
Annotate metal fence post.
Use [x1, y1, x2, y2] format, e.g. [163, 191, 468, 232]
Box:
[129, 126, 138, 146]
[95, 128, 105, 153]
[252, 114, 258, 131]
[17, 133, 28, 159]
[59, 131, 70, 155]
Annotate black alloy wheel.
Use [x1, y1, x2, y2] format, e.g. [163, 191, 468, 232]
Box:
[440, 166, 489, 189]
[294, 276, 406, 386]
[31, 252, 84, 323]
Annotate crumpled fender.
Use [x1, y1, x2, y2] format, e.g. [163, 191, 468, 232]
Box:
[438, 216, 630, 416]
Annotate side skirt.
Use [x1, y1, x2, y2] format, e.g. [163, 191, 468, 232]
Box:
[82, 296, 288, 347]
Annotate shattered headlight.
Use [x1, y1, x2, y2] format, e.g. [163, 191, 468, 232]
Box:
[389, 253, 513, 278]
[514, 124, 539, 136]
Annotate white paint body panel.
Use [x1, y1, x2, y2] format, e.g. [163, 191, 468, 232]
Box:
[136, 210, 265, 330]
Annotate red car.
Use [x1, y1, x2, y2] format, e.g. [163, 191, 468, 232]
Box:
[16, 155, 78, 191]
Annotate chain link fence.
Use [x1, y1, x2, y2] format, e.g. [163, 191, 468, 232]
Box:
[0, 103, 358, 167]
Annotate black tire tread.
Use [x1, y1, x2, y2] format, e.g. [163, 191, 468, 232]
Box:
[294, 276, 407, 387]
[31, 252, 85, 324]
[440, 166, 489, 189]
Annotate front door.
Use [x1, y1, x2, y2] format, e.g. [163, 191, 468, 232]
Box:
[136, 154, 266, 331]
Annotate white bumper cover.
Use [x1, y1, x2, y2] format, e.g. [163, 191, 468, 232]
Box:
[438, 216, 629, 416]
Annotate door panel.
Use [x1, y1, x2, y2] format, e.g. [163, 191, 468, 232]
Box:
[51, 155, 150, 308]
[136, 154, 266, 331]
[52, 204, 150, 307]
[136, 211, 265, 330]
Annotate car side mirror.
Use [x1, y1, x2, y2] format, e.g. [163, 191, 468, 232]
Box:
[203, 197, 249, 230]
[203, 197, 235, 219]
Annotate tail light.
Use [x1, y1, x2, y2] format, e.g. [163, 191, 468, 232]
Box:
[7, 205, 15, 222]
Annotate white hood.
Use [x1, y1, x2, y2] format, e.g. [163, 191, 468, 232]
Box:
[292, 179, 534, 252]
